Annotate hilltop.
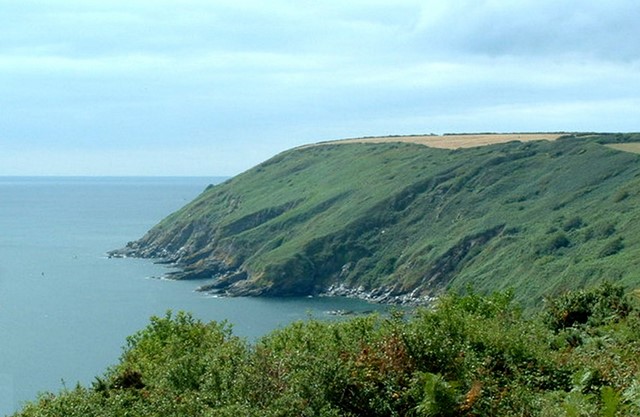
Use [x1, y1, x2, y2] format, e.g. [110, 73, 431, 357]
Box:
[112, 133, 640, 307]
[309, 132, 566, 148]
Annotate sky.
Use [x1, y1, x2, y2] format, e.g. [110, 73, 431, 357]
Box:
[1, 0, 639, 176]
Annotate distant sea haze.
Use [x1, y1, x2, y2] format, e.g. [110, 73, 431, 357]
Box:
[0, 177, 386, 414]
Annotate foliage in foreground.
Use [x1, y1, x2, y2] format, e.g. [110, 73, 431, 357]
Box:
[15, 282, 640, 417]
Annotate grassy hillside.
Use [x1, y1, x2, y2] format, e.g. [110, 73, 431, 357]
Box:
[114, 133, 640, 307]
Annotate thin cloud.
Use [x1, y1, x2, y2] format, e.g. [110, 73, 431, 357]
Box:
[410, 0, 640, 61]
[0, 0, 638, 175]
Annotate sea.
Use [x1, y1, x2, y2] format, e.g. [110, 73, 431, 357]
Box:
[0, 177, 388, 415]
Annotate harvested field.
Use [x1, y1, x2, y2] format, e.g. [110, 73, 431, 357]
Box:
[313, 133, 566, 149]
[607, 143, 640, 154]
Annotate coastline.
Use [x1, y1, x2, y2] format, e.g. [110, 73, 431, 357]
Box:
[319, 283, 435, 306]
[111, 250, 433, 306]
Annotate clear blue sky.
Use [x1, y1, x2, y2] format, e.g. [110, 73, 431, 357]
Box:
[1, 0, 639, 176]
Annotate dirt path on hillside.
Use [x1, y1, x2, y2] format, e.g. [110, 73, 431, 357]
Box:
[312, 133, 566, 149]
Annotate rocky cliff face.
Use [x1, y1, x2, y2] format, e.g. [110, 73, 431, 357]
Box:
[111, 134, 640, 307]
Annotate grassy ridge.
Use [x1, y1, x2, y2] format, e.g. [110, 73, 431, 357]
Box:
[118, 133, 640, 306]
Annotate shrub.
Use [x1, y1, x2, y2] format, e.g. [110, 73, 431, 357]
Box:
[14, 285, 640, 417]
[539, 232, 571, 255]
[543, 281, 631, 332]
[613, 189, 630, 203]
[563, 216, 585, 232]
[599, 237, 624, 257]
[595, 222, 616, 239]
[415, 373, 459, 417]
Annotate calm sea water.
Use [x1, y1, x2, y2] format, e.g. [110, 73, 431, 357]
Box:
[0, 177, 387, 415]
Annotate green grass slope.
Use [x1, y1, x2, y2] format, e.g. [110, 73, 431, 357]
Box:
[115, 133, 640, 307]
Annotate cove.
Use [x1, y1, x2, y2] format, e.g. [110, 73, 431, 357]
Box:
[0, 177, 387, 415]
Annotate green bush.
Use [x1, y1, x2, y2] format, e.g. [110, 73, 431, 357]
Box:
[563, 216, 585, 232]
[599, 237, 624, 257]
[543, 281, 631, 332]
[416, 373, 459, 417]
[539, 232, 571, 255]
[14, 285, 640, 417]
[613, 189, 630, 203]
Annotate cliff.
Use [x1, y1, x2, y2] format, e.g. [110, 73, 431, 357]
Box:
[111, 133, 640, 306]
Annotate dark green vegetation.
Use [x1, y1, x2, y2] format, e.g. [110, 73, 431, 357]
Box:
[15, 283, 640, 416]
[113, 133, 640, 307]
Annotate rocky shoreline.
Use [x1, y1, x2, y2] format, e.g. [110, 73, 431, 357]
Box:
[109, 243, 433, 306]
[192, 271, 434, 306]
[319, 283, 435, 306]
